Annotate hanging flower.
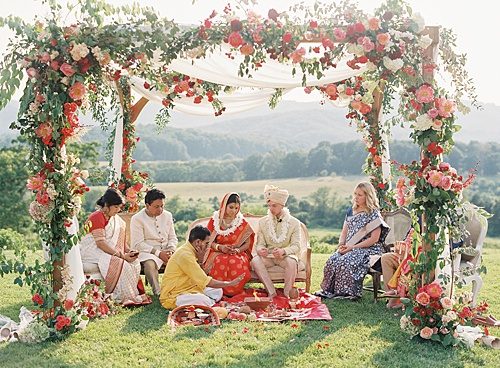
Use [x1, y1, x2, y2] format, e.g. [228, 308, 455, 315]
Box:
[228, 32, 243, 48]
[68, 81, 87, 101]
[415, 84, 434, 103]
[436, 97, 455, 118]
[60, 63, 76, 77]
[35, 122, 53, 146]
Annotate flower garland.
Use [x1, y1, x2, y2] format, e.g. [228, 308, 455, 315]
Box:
[264, 208, 291, 244]
[211, 211, 244, 236]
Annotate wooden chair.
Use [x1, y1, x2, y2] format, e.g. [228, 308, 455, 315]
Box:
[188, 214, 312, 292]
[365, 207, 412, 302]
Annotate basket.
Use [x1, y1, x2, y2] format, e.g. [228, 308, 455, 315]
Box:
[167, 304, 221, 328]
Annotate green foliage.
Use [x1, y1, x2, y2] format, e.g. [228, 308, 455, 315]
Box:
[0, 228, 27, 251]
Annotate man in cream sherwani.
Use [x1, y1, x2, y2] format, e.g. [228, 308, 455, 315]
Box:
[131, 189, 178, 295]
[251, 185, 301, 298]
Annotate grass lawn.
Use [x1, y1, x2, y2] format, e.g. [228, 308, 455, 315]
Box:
[1, 244, 499, 367]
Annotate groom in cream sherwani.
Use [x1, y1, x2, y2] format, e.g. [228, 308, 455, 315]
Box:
[251, 185, 302, 298]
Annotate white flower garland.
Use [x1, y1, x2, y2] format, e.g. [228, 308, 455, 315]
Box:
[212, 211, 244, 236]
[265, 208, 291, 244]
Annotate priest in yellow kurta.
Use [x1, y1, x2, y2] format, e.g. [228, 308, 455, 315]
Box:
[160, 225, 244, 309]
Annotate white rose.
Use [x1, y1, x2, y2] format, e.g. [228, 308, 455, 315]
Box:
[446, 311, 458, 321]
[80, 170, 89, 179]
[383, 56, 404, 72]
[412, 114, 434, 131]
[365, 61, 377, 71]
[50, 51, 59, 60]
[412, 12, 426, 33]
[418, 35, 433, 50]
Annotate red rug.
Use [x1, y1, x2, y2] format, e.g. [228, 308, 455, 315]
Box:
[218, 288, 332, 321]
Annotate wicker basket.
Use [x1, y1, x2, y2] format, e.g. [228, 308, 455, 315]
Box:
[167, 305, 221, 328]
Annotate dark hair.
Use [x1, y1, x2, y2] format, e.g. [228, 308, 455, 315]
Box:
[227, 193, 241, 205]
[145, 188, 166, 205]
[96, 188, 125, 208]
[188, 225, 211, 243]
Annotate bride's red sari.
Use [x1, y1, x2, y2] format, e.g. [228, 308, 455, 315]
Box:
[203, 193, 254, 296]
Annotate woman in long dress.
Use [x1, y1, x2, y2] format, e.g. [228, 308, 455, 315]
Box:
[315, 182, 390, 300]
[203, 193, 255, 296]
[79, 188, 150, 305]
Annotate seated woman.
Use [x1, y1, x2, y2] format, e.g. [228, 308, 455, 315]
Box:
[315, 181, 390, 300]
[202, 193, 255, 296]
[79, 188, 150, 305]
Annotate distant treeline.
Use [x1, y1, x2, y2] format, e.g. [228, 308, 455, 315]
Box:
[137, 140, 500, 183]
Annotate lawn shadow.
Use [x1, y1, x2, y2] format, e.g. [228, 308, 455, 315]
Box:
[0, 301, 30, 321]
[120, 298, 169, 334]
[0, 341, 87, 368]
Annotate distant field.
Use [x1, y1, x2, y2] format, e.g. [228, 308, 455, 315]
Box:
[154, 176, 365, 201]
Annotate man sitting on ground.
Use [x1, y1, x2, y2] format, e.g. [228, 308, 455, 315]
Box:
[159, 225, 243, 309]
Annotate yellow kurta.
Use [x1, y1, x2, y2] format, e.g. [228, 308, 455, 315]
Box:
[159, 242, 212, 309]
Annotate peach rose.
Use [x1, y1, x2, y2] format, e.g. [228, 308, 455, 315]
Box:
[68, 82, 86, 101]
[440, 297, 454, 309]
[436, 97, 455, 118]
[415, 292, 430, 306]
[376, 33, 390, 46]
[420, 326, 433, 339]
[426, 170, 443, 187]
[368, 18, 380, 30]
[425, 282, 443, 299]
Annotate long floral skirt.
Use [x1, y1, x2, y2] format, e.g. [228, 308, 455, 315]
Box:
[320, 245, 382, 297]
[209, 253, 251, 296]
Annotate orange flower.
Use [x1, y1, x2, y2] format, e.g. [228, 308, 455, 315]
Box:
[69, 81, 87, 101]
[425, 282, 443, 299]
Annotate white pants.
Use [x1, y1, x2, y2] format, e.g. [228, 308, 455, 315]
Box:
[175, 287, 223, 307]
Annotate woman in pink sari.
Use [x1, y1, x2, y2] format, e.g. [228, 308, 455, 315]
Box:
[203, 193, 254, 296]
[79, 188, 150, 305]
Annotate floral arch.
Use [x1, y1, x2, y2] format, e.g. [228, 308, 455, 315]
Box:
[0, 0, 479, 343]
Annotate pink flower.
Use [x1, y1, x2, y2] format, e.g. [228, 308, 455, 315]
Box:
[416, 292, 430, 306]
[420, 326, 434, 339]
[35, 122, 53, 146]
[439, 162, 451, 171]
[333, 28, 346, 41]
[50, 60, 60, 71]
[440, 297, 453, 309]
[26, 67, 38, 78]
[282, 32, 292, 43]
[27, 173, 45, 191]
[432, 119, 443, 131]
[357, 36, 374, 52]
[415, 85, 434, 104]
[64, 299, 75, 311]
[427, 108, 439, 119]
[36, 191, 50, 205]
[39, 52, 50, 63]
[427, 170, 443, 187]
[376, 33, 390, 46]
[60, 63, 76, 77]
[436, 97, 455, 118]
[126, 187, 138, 202]
[228, 32, 243, 48]
[451, 182, 463, 193]
[325, 84, 337, 98]
[439, 175, 452, 191]
[69, 81, 86, 101]
[368, 18, 380, 30]
[396, 177, 406, 189]
[396, 188, 406, 206]
[425, 282, 443, 299]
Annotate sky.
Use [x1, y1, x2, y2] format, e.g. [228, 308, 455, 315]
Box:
[1, 0, 499, 105]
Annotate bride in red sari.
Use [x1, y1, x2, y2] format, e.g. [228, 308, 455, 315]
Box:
[203, 193, 254, 296]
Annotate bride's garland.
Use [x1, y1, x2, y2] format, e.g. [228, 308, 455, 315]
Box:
[212, 211, 244, 236]
[265, 208, 291, 244]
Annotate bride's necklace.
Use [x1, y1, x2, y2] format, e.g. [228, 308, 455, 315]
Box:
[266, 208, 291, 244]
[212, 211, 243, 236]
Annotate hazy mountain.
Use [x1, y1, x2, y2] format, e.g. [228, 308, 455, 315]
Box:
[1, 99, 499, 150]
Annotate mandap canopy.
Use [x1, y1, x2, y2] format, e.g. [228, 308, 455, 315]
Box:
[0, 0, 481, 343]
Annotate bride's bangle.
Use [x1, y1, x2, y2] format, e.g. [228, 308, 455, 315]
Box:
[214, 244, 220, 251]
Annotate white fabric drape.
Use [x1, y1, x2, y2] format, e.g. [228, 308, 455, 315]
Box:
[111, 101, 124, 182]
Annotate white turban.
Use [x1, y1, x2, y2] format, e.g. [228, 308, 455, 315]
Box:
[264, 184, 289, 206]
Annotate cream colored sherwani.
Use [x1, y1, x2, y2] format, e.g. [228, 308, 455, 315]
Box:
[130, 209, 178, 269]
[251, 210, 301, 297]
